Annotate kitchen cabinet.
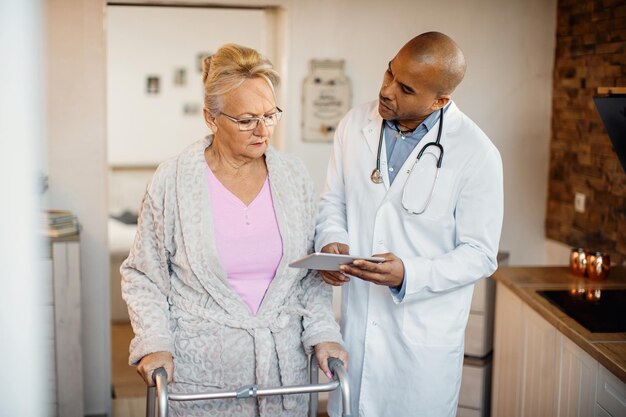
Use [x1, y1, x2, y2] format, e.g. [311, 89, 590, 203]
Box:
[492, 281, 626, 417]
[458, 358, 492, 417]
[492, 283, 558, 416]
[491, 283, 524, 417]
[465, 276, 496, 357]
[596, 365, 626, 417]
[595, 403, 613, 417]
[558, 336, 597, 417]
[458, 252, 510, 417]
[520, 301, 559, 417]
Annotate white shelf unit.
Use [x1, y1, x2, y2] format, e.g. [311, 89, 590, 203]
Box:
[44, 237, 84, 417]
[457, 252, 509, 417]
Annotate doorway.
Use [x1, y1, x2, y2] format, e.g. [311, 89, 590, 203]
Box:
[105, 4, 285, 413]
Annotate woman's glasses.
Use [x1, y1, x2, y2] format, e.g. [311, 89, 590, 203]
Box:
[220, 107, 283, 131]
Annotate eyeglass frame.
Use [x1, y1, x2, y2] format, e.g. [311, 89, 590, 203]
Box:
[219, 107, 283, 131]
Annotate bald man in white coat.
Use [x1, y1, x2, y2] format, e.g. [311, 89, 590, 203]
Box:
[315, 32, 503, 417]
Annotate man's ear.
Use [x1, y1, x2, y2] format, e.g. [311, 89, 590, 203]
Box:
[433, 95, 450, 110]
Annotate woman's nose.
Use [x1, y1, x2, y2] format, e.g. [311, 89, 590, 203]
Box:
[253, 119, 270, 136]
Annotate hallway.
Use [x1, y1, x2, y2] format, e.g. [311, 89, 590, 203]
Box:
[111, 323, 145, 417]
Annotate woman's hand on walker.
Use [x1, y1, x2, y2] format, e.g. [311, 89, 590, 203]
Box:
[137, 351, 174, 386]
[315, 342, 349, 380]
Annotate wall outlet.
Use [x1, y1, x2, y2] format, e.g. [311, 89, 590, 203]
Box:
[574, 192, 586, 213]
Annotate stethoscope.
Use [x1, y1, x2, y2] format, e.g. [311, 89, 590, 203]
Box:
[370, 107, 444, 184]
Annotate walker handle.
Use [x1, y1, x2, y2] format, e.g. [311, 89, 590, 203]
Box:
[145, 358, 352, 417]
[146, 367, 168, 417]
[328, 358, 353, 417]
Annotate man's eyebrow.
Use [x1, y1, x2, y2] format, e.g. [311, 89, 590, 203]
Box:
[389, 60, 415, 94]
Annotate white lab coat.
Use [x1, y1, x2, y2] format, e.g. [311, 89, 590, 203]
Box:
[315, 100, 503, 417]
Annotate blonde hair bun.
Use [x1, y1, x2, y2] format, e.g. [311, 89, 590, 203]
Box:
[202, 44, 280, 116]
[201, 55, 212, 83]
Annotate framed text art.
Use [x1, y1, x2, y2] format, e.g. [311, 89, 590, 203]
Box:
[301, 59, 352, 142]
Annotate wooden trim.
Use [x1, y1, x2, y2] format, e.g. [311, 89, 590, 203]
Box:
[109, 164, 159, 171]
[597, 86, 626, 95]
[107, 2, 270, 10]
[50, 235, 80, 243]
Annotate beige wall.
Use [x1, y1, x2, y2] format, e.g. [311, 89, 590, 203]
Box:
[282, 0, 559, 266]
[109, 0, 560, 266]
[106, 6, 270, 166]
[46, 0, 110, 414]
[1, 1, 49, 415]
[44, 0, 559, 414]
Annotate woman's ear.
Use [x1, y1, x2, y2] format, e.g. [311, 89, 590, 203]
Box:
[204, 108, 218, 133]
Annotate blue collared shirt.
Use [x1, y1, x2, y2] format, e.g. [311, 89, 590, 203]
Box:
[385, 104, 449, 299]
[383, 106, 444, 184]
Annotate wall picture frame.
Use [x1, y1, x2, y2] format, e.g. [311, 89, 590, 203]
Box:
[301, 59, 352, 142]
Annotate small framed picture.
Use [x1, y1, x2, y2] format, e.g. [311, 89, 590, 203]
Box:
[183, 102, 200, 115]
[197, 52, 212, 73]
[174, 67, 187, 86]
[146, 76, 160, 94]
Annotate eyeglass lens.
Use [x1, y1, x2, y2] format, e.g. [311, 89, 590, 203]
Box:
[222, 109, 283, 131]
[238, 112, 281, 130]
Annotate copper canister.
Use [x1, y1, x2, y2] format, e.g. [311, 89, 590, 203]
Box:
[586, 252, 611, 281]
[569, 248, 587, 276]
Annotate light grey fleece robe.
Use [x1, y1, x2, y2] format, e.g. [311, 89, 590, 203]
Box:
[121, 137, 343, 417]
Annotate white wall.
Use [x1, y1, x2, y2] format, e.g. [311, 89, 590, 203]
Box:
[110, 0, 559, 267]
[46, 0, 110, 415]
[282, 0, 558, 266]
[0, 1, 49, 415]
[42, 1, 559, 413]
[107, 6, 269, 166]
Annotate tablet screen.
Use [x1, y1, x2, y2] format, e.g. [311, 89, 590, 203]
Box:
[289, 252, 384, 271]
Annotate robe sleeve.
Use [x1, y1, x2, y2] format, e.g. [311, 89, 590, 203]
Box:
[121, 174, 174, 365]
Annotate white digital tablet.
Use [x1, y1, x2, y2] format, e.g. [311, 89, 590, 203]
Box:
[288, 252, 385, 271]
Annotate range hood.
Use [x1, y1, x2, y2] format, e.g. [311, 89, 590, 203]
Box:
[593, 87, 626, 173]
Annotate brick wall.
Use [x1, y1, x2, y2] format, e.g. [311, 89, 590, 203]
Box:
[546, 0, 626, 263]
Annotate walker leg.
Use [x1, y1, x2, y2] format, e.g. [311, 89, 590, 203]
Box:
[309, 354, 319, 417]
[146, 386, 155, 417]
[328, 358, 352, 417]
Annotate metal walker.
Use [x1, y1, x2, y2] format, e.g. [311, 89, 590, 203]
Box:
[146, 354, 352, 417]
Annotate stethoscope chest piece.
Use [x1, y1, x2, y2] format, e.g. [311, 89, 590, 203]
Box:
[370, 169, 383, 184]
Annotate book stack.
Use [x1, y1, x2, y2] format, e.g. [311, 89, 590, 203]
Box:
[44, 209, 79, 238]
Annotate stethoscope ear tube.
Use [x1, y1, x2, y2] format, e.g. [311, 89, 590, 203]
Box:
[417, 142, 444, 168]
[371, 107, 445, 184]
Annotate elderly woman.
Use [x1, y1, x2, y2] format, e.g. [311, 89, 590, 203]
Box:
[121, 44, 347, 417]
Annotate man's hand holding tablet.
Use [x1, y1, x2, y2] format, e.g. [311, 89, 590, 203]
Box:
[306, 242, 405, 288]
[289, 252, 385, 271]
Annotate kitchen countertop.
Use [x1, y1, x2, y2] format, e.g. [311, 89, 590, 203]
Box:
[493, 265, 626, 383]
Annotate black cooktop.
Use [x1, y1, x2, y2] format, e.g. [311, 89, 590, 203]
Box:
[537, 289, 626, 333]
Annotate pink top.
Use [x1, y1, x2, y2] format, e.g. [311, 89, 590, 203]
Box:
[207, 167, 283, 315]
